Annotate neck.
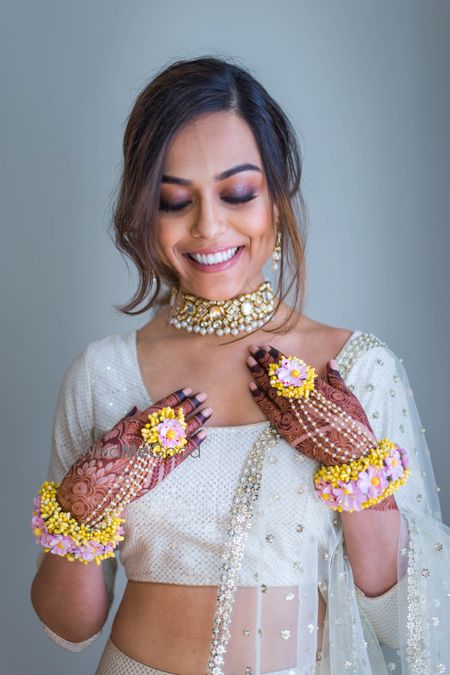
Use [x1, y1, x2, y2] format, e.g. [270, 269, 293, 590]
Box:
[168, 279, 277, 338]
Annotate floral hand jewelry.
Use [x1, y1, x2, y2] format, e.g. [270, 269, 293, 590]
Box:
[32, 389, 210, 563]
[247, 345, 410, 512]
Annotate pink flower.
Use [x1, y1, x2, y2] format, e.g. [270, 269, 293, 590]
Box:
[157, 418, 186, 449]
[332, 480, 365, 511]
[357, 466, 388, 499]
[49, 535, 76, 557]
[31, 514, 46, 537]
[275, 358, 307, 387]
[77, 541, 104, 561]
[397, 446, 409, 469]
[385, 450, 404, 481]
[315, 480, 339, 507]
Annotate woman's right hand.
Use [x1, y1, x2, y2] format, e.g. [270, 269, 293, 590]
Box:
[56, 387, 211, 523]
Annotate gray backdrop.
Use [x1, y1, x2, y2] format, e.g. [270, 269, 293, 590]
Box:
[1, 1, 449, 673]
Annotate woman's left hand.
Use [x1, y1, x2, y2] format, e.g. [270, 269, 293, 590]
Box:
[246, 343, 400, 512]
[246, 342, 376, 465]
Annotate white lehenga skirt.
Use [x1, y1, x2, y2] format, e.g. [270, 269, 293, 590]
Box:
[95, 637, 174, 674]
[94, 636, 326, 675]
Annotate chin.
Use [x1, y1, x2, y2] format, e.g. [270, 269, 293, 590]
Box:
[180, 275, 262, 301]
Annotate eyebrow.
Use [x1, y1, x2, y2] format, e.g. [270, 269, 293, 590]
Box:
[161, 163, 262, 186]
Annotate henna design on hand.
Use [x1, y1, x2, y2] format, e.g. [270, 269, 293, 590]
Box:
[57, 389, 210, 522]
[248, 344, 399, 512]
[248, 344, 376, 464]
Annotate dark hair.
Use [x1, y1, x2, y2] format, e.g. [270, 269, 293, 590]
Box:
[110, 54, 308, 336]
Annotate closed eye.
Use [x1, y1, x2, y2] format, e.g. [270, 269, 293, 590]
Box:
[159, 192, 258, 212]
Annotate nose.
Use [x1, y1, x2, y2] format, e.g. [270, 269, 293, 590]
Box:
[189, 196, 227, 240]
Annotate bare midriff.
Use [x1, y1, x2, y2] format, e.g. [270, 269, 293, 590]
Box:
[110, 581, 326, 674]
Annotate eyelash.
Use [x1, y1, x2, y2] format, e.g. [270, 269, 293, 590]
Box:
[158, 192, 258, 212]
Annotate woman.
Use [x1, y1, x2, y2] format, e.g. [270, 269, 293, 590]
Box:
[30, 56, 449, 675]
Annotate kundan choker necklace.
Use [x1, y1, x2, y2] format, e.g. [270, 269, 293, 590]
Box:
[168, 280, 276, 337]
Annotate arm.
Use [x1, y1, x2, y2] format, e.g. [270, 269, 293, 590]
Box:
[31, 550, 110, 644]
[331, 341, 409, 596]
[341, 507, 401, 597]
[336, 340, 437, 648]
[30, 345, 118, 650]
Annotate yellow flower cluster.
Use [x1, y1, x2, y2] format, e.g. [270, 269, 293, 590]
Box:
[358, 471, 410, 511]
[268, 357, 317, 400]
[140, 405, 188, 459]
[314, 438, 397, 487]
[313, 438, 411, 512]
[35, 481, 125, 564]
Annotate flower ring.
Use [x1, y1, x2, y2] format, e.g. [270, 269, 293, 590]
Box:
[140, 406, 188, 459]
[268, 355, 317, 400]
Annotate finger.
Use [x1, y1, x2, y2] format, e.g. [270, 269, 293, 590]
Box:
[326, 359, 350, 395]
[249, 343, 287, 371]
[118, 405, 139, 422]
[185, 406, 213, 436]
[138, 387, 193, 422]
[249, 382, 279, 420]
[183, 428, 207, 458]
[246, 355, 271, 390]
[247, 354, 298, 414]
[179, 391, 208, 417]
[261, 342, 286, 364]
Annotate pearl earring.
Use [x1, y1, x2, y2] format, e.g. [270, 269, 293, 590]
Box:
[272, 229, 281, 272]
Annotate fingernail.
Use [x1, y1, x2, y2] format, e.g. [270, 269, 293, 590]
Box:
[197, 430, 207, 439]
[247, 356, 257, 366]
[202, 406, 213, 417]
[249, 345, 259, 355]
[195, 392, 207, 402]
[182, 387, 193, 395]
[249, 382, 258, 390]
[329, 359, 339, 371]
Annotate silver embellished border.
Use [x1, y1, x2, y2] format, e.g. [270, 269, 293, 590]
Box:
[206, 424, 280, 675]
[335, 332, 386, 380]
[405, 516, 430, 674]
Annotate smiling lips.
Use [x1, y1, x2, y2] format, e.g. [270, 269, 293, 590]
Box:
[186, 245, 242, 267]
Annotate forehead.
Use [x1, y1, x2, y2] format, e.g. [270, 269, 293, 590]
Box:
[162, 111, 262, 180]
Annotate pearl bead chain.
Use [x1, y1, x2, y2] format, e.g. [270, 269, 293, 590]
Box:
[289, 399, 348, 460]
[84, 443, 152, 528]
[311, 391, 375, 450]
[289, 389, 374, 462]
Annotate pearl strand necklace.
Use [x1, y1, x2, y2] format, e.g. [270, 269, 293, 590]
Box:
[168, 280, 276, 337]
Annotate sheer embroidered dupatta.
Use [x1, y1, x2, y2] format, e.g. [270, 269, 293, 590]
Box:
[206, 332, 449, 675]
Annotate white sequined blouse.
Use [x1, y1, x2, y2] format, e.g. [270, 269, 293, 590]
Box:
[34, 328, 449, 675]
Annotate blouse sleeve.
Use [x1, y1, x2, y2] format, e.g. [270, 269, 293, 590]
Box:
[35, 345, 118, 652]
[339, 338, 446, 652]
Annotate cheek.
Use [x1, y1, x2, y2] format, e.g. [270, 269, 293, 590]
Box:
[154, 225, 179, 263]
[241, 200, 275, 242]
[244, 217, 275, 254]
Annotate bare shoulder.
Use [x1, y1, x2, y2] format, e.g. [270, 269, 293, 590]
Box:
[294, 315, 354, 361]
[137, 304, 171, 344]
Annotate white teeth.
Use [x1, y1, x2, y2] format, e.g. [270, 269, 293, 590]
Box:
[189, 246, 239, 265]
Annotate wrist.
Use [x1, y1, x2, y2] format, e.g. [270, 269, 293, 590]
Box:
[31, 481, 125, 565]
[314, 439, 410, 512]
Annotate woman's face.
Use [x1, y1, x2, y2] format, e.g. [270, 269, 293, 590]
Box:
[155, 110, 278, 300]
